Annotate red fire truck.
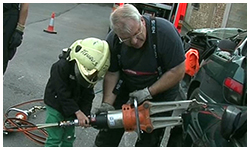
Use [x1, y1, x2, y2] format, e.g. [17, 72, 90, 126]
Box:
[112, 3, 187, 33]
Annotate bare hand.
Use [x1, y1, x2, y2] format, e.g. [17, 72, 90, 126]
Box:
[75, 110, 90, 127]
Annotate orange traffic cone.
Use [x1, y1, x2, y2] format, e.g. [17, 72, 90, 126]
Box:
[44, 12, 57, 34]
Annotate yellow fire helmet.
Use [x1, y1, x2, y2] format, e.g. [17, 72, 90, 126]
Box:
[69, 37, 110, 88]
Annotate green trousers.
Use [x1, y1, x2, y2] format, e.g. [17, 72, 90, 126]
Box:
[45, 106, 76, 147]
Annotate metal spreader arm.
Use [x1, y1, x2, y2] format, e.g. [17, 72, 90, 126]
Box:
[147, 99, 206, 130]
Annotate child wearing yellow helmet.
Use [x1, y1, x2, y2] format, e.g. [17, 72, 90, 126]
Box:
[43, 37, 110, 147]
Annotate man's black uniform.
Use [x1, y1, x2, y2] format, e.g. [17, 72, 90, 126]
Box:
[95, 15, 185, 147]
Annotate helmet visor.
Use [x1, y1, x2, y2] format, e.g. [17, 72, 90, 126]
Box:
[74, 63, 98, 88]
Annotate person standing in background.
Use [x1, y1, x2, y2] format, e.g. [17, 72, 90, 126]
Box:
[3, 3, 29, 74]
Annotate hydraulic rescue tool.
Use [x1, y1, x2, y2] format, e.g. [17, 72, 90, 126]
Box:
[3, 98, 206, 146]
[90, 98, 206, 142]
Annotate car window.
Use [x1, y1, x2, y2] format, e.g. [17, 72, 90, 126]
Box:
[207, 29, 239, 39]
[205, 53, 239, 83]
[204, 56, 226, 82]
[192, 28, 240, 39]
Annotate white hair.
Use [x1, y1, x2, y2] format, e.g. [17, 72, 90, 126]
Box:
[110, 4, 142, 34]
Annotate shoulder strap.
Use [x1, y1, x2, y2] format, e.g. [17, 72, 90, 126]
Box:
[114, 34, 122, 68]
[150, 16, 162, 77]
[113, 34, 123, 95]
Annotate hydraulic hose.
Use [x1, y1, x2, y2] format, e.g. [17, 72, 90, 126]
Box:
[3, 99, 48, 145]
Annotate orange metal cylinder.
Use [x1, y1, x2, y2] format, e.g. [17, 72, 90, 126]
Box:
[122, 101, 154, 133]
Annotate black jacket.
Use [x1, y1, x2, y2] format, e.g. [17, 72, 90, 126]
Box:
[44, 58, 94, 118]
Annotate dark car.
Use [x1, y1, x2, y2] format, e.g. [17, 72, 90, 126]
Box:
[179, 28, 245, 99]
[167, 29, 247, 147]
[182, 28, 243, 62]
[179, 28, 247, 106]
[167, 103, 247, 147]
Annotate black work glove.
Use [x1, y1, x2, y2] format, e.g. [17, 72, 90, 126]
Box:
[9, 29, 23, 49]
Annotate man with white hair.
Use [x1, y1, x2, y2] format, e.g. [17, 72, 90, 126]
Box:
[92, 4, 185, 147]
